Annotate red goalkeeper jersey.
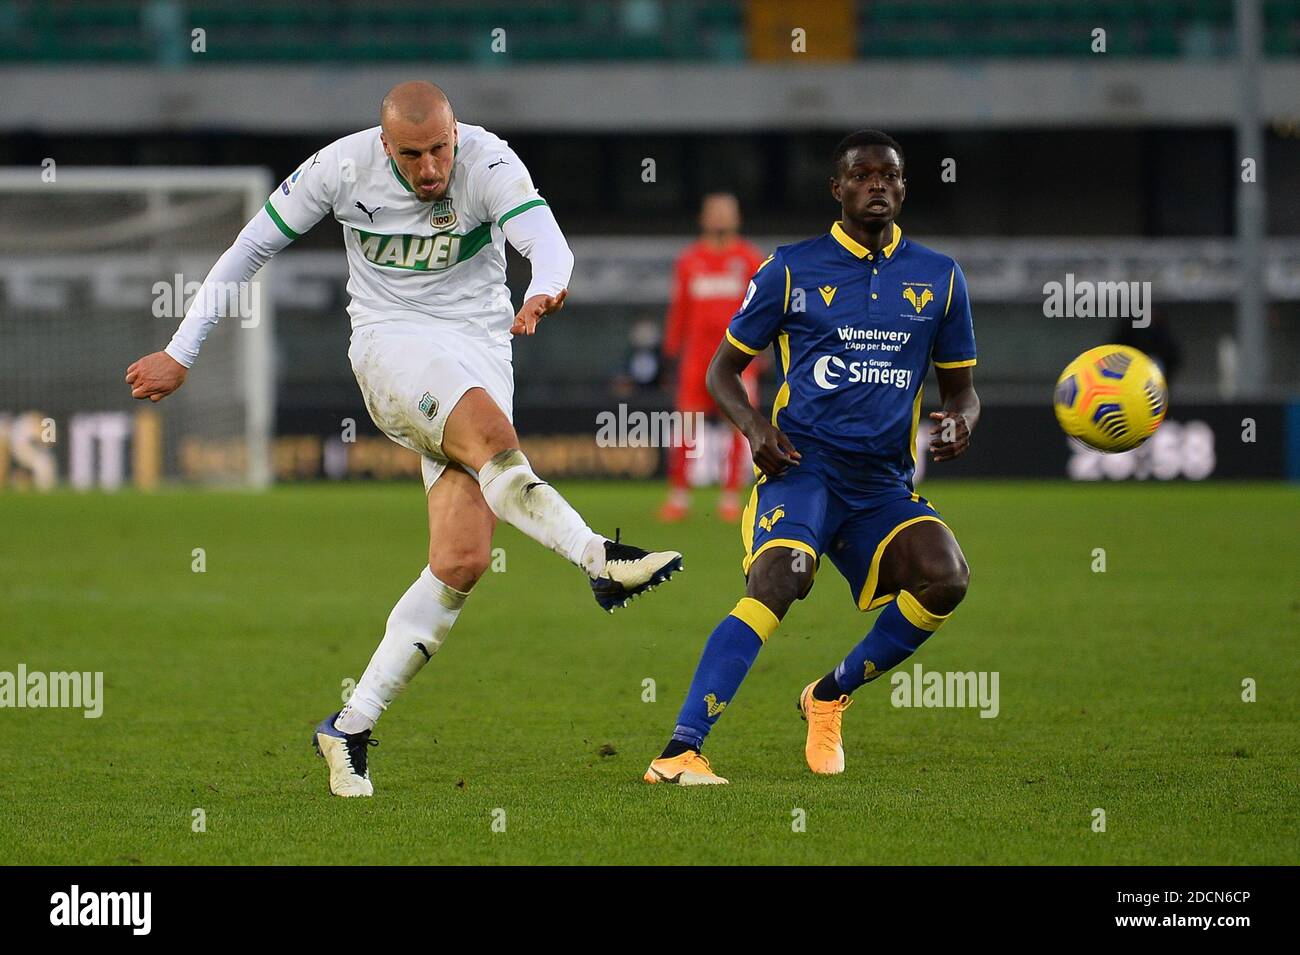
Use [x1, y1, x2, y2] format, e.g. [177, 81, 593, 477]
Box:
[664, 238, 765, 410]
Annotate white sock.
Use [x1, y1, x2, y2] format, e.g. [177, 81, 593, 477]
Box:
[478, 450, 606, 577]
[336, 567, 469, 734]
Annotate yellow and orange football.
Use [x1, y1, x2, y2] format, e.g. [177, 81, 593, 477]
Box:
[1053, 345, 1168, 453]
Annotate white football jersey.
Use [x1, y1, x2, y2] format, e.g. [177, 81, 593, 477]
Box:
[265, 122, 547, 341]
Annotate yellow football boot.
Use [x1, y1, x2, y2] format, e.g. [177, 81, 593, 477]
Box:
[798, 681, 853, 775]
[643, 750, 729, 786]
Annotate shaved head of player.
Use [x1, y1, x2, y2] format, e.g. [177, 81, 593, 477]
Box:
[380, 81, 457, 203]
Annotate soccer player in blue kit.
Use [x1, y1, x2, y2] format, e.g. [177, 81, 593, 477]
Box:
[645, 130, 980, 785]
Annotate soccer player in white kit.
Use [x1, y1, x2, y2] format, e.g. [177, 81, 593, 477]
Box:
[125, 82, 682, 797]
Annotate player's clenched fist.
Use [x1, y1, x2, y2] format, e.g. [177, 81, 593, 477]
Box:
[744, 419, 801, 477]
[125, 351, 187, 402]
[511, 288, 567, 336]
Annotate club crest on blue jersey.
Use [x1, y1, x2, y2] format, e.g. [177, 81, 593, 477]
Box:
[902, 284, 934, 313]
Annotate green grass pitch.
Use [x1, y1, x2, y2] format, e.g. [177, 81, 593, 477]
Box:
[1, 480, 1296, 865]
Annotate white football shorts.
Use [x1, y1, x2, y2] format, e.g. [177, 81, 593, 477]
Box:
[347, 321, 515, 492]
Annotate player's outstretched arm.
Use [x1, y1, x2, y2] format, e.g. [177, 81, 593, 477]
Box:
[929, 365, 980, 462]
[126, 143, 337, 399]
[706, 338, 801, 477]
[502, 204, 574, 336]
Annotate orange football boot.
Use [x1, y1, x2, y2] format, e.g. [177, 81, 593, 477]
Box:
[643, 750, 728, 786]
[798, 680, 853, 775]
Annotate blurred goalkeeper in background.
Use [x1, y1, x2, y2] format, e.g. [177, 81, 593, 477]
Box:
[658, 193, 765, 523]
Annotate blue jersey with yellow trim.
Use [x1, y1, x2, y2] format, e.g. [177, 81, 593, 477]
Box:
[727, 222, 976, 485]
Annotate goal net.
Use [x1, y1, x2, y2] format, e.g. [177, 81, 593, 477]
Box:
[0, 167, 274, 490]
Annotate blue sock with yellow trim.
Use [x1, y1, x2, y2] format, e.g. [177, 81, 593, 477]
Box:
[823, 591, 949, 697]
[664, 597, 779, 754]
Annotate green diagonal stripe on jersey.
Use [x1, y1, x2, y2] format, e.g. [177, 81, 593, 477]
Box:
[454, 221, 494, 263]
[263, 200, 302, 240]
[353, 221, 493, 271]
